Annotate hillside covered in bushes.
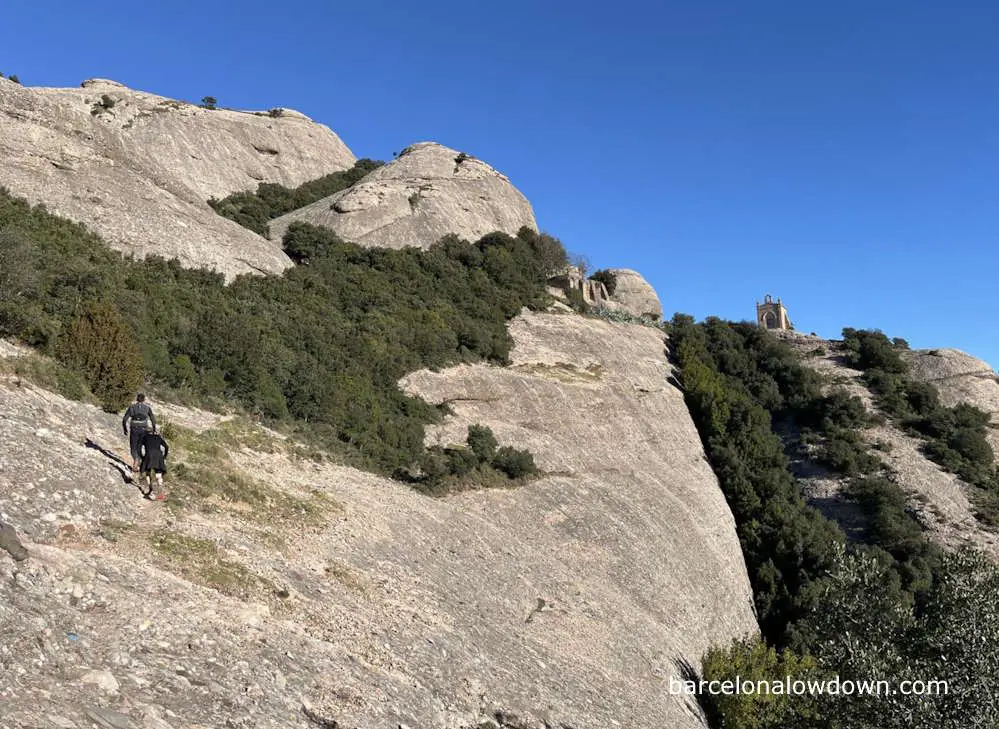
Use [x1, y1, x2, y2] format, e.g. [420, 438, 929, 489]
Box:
[668, 316, 999, 729]
[0, 187, 565, 480]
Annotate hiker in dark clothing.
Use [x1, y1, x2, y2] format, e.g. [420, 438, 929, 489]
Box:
[139, 428, 169, 501]
[122, 393, 156, 472]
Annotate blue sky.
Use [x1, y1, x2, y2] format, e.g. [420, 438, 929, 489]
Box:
[3, 1, 997, 366]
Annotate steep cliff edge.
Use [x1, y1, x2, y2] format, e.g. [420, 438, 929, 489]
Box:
[0, 311, 755, 729]
[0, 77, 355, 278]
[269, 142, 538, 248]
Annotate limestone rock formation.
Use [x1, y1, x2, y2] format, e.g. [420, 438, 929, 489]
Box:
[903, 348, 999, 460]
[0, 313, 755, 728]
[269, 142, 538, 248]
[0, 77, 355, 278]
[607, 268, 664, 319]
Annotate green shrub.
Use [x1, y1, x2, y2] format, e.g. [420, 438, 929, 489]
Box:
[846, 476, 940, 593]
[169, 354, 196, 388]
[818, 431, 881, 476]
[445, 446, 479, 477]
[841, 328, 908, 373]
[281, 222, 345, 264]
[814, 388, 870, 430]
[491, 445, 537, 479]
[516, 227, 568, 277]
[794, 547, 999, 729]
[466, 424, 498, 463]
[564, 287, 590, 314]
[58, 300, 144, 411]
[701, 637, 820, 729]
[200, 96, 217, 110]
[414, 427, 538, 492]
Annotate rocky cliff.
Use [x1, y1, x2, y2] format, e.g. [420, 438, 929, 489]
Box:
[269, 142, 538, 249]
[0, 77, 355, 278]
[0, 311, 756, 729]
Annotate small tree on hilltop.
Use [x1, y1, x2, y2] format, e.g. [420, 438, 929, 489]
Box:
[200, 96, 217, 110]
[59, 300, 144, 411]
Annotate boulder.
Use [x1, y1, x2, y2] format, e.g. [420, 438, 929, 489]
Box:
[269, 142, 537, 249]
[607, 269, 663, 319]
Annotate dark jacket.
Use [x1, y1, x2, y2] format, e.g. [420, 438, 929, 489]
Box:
[122, 402, 156, 434]
[139, 432, 169, 473]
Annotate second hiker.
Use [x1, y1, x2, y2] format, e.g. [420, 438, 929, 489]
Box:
[139, 428, 169, 501]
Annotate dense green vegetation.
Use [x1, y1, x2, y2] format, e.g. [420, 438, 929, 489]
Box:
[701, 636, 819, 729]
[0, 187, 564, 480]
[842, 328, 999, 522]
[670, 318, 998, 728]
[208, 159, 383, 235]
[668, 315, 922, 643]
[702, 547, 999, 729]
[58, 300, 145, 409]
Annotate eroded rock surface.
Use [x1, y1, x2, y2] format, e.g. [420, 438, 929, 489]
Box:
[0, 77, 355, 279]
[269, 142, 537, 249]
[0, 313, 755, 729]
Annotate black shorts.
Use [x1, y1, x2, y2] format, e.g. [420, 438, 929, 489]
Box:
[129, 427, 149, 461]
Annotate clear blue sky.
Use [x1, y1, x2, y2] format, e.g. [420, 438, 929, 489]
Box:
[3, 1, 997, 366]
